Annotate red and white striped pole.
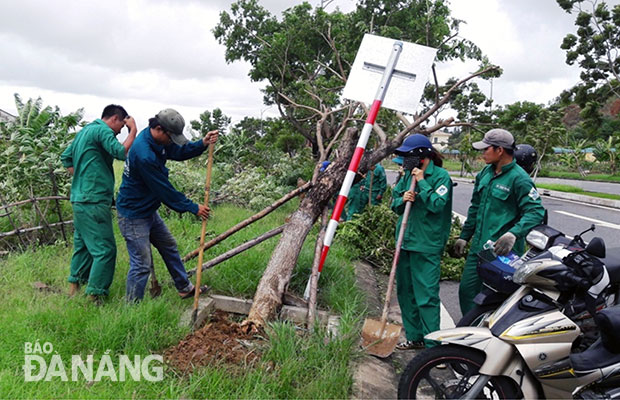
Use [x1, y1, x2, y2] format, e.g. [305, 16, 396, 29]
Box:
[304, 41, 403, 300]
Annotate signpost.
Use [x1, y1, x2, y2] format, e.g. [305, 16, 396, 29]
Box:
[304, 34, 436, 300]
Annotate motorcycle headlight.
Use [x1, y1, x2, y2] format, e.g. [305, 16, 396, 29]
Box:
[513, 261, 544, 284]
[526, 230, 549, 250]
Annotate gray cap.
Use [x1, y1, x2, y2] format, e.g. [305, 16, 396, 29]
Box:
[472, 128, 515, 150]
[155, 108, 187, 145]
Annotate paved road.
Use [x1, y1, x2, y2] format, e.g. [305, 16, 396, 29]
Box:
[387, 170, 620, 195]
[452, 180, 620, 248]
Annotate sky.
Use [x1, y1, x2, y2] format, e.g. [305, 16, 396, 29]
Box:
[0, 0, 604, 133]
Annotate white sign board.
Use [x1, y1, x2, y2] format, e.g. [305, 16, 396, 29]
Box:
[342, 34, 437, 115]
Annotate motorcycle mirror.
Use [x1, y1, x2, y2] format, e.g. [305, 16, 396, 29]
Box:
[585, 237, 606, 258]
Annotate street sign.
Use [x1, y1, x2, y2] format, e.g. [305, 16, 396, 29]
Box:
[342, 34, 437, 114]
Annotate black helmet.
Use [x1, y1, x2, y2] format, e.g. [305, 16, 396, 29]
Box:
[514, 144, 537, 174]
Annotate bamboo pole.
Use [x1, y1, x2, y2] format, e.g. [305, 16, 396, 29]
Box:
[192, 143, 215, 327]
[0, 196, 69, 211]
[0, 192, 27, 248]
[187, 225, 285, 277]
[48, 167, 67, 243]
[182, 181, 312, 262]
[0, 220, 73, 238]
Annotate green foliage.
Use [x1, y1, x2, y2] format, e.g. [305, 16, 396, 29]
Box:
[189, 108, 231, 138]
[214, 0, 487, 155]
[338, 201, 465, 280]
[338, 203, 397, 273]
[0, 94, 83, 202]
[593, 135, 619, 173]
[440, 218, 467, 280]
[557, 0, 620, 102]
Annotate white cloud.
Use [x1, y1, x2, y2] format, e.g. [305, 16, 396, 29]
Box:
[0, 0, 607, 127]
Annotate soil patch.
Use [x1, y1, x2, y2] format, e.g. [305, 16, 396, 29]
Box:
[164, 311, 262, 373]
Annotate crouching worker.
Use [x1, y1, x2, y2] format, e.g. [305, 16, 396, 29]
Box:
[391, 134, 453, 350]
[116, 109, 218, 302]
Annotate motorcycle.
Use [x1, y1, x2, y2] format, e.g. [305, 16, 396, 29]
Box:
[398, 233, 620, 399]
[458, 224, 620, 336]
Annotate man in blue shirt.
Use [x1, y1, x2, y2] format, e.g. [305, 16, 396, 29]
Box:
[116, 108, 217, 301]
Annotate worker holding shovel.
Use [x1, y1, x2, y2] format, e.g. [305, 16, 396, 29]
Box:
[391, 134, 452, 350]
[116, 108, 218, 302]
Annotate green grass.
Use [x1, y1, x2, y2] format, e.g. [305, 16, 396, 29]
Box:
[536, 183, 620, 201]
[0, 200, 364, 398]
[538, 170, 620, 183]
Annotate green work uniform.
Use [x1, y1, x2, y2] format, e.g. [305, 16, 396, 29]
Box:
[346, 180, 368, 220]
[391, 162, 452, 347]
[61, 119, 126, 296]
[458, 160, 545, 315]
[366, 164, 387, 205]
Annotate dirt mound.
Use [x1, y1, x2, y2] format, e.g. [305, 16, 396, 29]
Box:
[164, 311, 262, 373]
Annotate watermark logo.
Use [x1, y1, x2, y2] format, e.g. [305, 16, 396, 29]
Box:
[23, 341, 163, 382]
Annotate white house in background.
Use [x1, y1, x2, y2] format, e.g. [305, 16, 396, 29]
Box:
[430, 130, 451, 151]
[0, 108, 16, 123]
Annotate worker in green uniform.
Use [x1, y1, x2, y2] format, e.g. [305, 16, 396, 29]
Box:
[454, 129, 545, 316]
[61, 104, 138, 301]
[345, 176, 368, 220]
[366, 163, 387, 205]
[391, 134, 453, 350]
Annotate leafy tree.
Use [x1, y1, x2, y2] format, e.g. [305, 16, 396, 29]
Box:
[190, 108, 231, 137]
[213, 0, 498, 327]
[557, 0, 620, 98]
[0, 94, 82, 202]
[593, 135, 619, 173]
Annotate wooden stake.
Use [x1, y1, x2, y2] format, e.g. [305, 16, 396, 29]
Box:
[192, 143, 215, 327]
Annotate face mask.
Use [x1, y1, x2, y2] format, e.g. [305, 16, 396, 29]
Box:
[403, 155, 422, 171]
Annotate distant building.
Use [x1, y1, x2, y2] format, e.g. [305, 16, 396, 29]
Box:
[430, 130, 451, 151]
[0, 108, 16, 123]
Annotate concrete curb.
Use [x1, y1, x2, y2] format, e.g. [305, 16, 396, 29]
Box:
[451, 176, 620, 210]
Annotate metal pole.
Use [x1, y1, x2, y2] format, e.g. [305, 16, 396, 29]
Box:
[304, 41, 403, 300]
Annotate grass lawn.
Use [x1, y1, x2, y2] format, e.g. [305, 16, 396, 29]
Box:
[536, 183, 620, 201]
[0, 200, 365, 398]
[539, 170, 620, 183]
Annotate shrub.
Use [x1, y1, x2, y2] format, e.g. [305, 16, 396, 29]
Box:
[338, 203, 465, 280]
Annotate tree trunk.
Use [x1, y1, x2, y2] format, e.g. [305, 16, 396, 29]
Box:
[243, 128, 358, 330]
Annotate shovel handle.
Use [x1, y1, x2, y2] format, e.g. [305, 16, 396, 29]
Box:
[380, 174, 416, 326]
[193, 143, 215, 321]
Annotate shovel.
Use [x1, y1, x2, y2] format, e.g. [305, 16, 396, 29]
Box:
[191, 142, 215, 327]
[361, 175, 416, 358]
[149, 250, 162, 298]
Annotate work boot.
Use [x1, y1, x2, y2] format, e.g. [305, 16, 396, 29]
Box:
[68, 282, 80, 297]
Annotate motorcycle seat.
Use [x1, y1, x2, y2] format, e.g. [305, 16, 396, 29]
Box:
[570, 338, 620, 373]
[601, 247, 620, 283]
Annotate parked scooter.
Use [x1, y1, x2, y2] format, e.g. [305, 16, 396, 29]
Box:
[457, 224, 619, 342]
[398, 233, 620, 399]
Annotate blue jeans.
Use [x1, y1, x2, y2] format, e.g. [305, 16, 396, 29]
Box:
[118, 212, 193, 301]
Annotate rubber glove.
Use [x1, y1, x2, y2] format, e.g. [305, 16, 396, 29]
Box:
[494, 232, 516, 256]
[453, 238, 468, 257]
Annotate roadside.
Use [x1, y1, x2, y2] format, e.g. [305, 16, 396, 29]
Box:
[451, 176, 620, 210]
[352, 261, 457, 398]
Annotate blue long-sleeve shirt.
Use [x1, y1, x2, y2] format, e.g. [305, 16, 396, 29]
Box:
[116, 127, 206, 219]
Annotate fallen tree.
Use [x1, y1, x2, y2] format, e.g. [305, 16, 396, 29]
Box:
[214, 0, 500, 329]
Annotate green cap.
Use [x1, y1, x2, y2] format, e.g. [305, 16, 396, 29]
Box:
[156, 108, 187, 145]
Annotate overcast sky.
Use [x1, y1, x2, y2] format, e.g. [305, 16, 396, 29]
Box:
[0, 0, 605, 132]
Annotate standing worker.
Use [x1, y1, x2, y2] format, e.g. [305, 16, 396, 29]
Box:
[366, 163, 387, 205]
[453, 129, 545, 316]
[61, 104, 138, 301]
[391, 134, 453, 350]
[116, 109, 218, 302]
